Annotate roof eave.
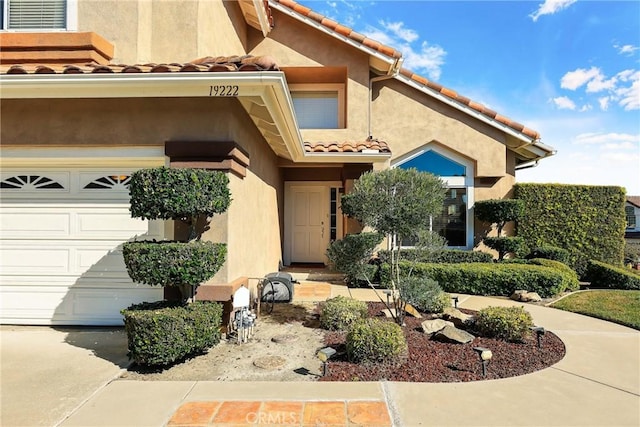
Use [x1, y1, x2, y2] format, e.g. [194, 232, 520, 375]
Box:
[0, 71, 305, 162]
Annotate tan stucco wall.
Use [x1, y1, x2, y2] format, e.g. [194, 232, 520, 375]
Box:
[249, 9, 372, 141]
[78, 0, 248, 64]
[1, 97, 284, 283]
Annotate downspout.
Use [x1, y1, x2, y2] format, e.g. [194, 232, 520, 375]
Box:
[368, 57, 404, 139]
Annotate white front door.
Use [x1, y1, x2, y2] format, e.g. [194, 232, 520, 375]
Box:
[287, 185, 330, 264]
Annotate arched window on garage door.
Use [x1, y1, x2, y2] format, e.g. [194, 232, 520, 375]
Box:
[393, 144, 474, 249]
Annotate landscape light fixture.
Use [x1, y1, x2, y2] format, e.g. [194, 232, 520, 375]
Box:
[317, 347, 336, 376]
[472, 346, 492, 377]
[452, 295, 459, 308]
[531, 326, 546, 348]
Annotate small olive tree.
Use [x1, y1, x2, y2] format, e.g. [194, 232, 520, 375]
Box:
[340, 168, 446, 324]
[475, 199, 526, 260]
[122, 167, 231, 301]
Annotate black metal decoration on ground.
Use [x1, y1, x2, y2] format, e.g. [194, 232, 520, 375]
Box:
[472, 346, 492, 377]
[531, 326, 546, 348]
[452, 295, 459, 308]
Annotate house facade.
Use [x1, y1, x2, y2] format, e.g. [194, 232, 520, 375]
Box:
[0, 0, 555, 325]
[625, 196, 640, 264]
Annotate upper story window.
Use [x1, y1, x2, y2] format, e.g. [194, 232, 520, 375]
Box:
[291, 84, 345, 129]
[626, 205, 637, 229]
[1, 0, 77, 30]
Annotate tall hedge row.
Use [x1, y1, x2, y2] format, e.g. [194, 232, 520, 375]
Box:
[514, 183, 626, 275]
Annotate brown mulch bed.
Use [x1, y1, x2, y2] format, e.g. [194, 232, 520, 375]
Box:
[320, 302, 565, 382]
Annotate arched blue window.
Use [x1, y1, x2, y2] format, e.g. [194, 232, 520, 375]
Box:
[399, 150, 466, 177]
[396, 148, 472, 248]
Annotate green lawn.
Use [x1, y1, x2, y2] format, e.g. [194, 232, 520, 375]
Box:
[551, 290, 640, 330]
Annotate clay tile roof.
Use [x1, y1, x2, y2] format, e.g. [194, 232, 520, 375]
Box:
[272, 0, 402, 60]
[0, 55, 280, 75]
[272, 0, 541, 141]
[628, 196, 640, 208]
[400, 68, 541, 140]
[304, 139, 391, 154]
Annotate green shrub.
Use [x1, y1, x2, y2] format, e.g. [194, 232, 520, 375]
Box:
[121, 301, 222, 366]
[476, 306, 534, 342]
[346, 318, 407, 365]
[123, 241, 227, 288]
[399, 276, 451, 313]
[320, 296, 368, 331]
[515, 183, 626, 278]
[483, 236, 528, 260]
[129, 167, 231, 221]
[378, 248, 493, 264]
[326, 232, 383, 286]
[381, 262, 573, 297]
[586, 260, 640, 290]
[526, 245, 571, 265]
[474, 199, 524, 235]
[527, 258, 580, 292]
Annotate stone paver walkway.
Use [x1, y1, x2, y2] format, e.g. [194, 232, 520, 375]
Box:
[167, 400, 392, 426]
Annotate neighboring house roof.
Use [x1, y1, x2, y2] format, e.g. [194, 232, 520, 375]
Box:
[627, 196, 640, 209]
[269, 0, 553, 161]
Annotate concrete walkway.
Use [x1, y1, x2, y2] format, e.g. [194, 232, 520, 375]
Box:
[2, 291, 639, 427]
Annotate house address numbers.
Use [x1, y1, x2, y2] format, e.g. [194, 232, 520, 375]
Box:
[209, 85, 239, 97]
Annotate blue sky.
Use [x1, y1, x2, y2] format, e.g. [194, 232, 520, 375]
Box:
[304, 0, 640, 194]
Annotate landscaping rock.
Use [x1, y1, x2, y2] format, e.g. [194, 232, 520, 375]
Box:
[511, 290, 542, 302]
[432, 325, 475, 344]
[442, 307, 474, 328]
[421, 319, 454, 334]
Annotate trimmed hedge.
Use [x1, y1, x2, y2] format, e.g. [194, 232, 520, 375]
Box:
[381, 262, 574, 298]
[526, 245, 571, 265]
[483, 236, 528, 260]
[377, 248, 493, 264]
[586, 260, 640, 290]
[129, 167, 231, 220]
[515, 183, 626, 277]
[121, 301, 222, 366]
[474, 199, 524, 234]
[123, 241, 227, 287]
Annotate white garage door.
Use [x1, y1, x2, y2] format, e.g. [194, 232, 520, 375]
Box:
[0, 169, 164, 325]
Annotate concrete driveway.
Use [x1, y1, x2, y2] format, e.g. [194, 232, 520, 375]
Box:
[0, 325, 129, 427]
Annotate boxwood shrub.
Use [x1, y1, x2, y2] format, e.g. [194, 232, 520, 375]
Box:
[346, 318, 407, 365]
[123, 241, 226, 287]
[320, 296, 368, 331]
[121, 300, 222, 366]
[326, 232, 383, 286]
[586, 260, 640, 290]
[399, 276, 451, 313]
[377, 248, 493, 264]
[381, 262, 573, 297]
[475, 306, 534, 342]
[128, 167, 231, 220]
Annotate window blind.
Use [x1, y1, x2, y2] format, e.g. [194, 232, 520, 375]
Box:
[291, 91, 339, 129]
[7, 0, 66, 29]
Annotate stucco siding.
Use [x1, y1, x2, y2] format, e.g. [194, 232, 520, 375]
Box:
[79, 0, 247, 64]
[250, 9, 372, 140]
[373, 79, 507, 178]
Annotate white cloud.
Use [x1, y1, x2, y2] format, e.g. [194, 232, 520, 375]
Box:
[579, 104, 592, 112]
[560, 67, 601, 90]
[614, 44, 639, 56]
[362, 22, 446, 80]
[602, 141, 636, 151]
[559, 67, 640, 110]
[598, 97, 610, 111]
[551, 96, 576, 110]
[573, 132, 640, 145]
[379, 20, 418, 43]
[530, 0, 578, 22]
